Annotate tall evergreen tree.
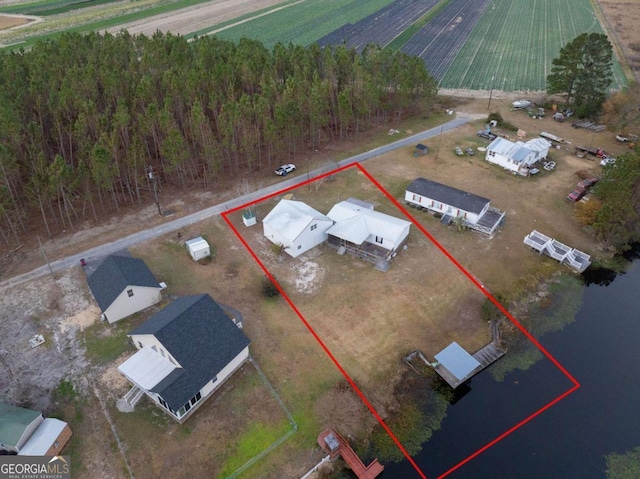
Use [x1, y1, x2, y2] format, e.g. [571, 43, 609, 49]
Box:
[546, 33, 613, 117]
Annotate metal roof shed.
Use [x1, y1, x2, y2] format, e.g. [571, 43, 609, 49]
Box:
[185, 237, 210, 261]
[435, 342, 481, 382]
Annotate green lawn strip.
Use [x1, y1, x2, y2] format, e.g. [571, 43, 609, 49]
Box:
[29, 0, 123, 17]
[0, 0, 72, 14]
[1, 0, 212, 51]
[82, 319, 132, 364]
[219, 420, 293, 477]
[385, 0, 452, 51]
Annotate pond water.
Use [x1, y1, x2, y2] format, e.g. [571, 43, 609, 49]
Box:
[382, 259, 640, 478]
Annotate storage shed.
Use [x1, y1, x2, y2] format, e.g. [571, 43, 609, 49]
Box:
[185, 237, 210, 261]
[414, 143, 429, 156]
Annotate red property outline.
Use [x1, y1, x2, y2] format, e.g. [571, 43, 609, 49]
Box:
[221, 162, 580, 478]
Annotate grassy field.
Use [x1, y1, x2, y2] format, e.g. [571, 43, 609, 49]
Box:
[0, 0, 121, 16]
[440, 0, 628, 90]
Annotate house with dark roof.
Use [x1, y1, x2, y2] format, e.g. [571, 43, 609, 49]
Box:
[0, 403, 72, 455]
[86, 255, 163, 324]
[118, 294, 251, 423]
[405, 178, 505, 237]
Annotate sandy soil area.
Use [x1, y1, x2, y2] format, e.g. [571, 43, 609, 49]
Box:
[106, 0, 287, 37]
[0, 14, 38, 30]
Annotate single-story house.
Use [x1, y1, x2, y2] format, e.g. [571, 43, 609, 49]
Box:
[185, 236, 210, 261]
[262, 199, 333, 258]
[118, 294, 251, 423]
[485, 137, 551, 174]
[87, 254, 163, 324]
[0, 403, 72, 455]
[405, 177, 505, 237]
[325, 199, 411, 271]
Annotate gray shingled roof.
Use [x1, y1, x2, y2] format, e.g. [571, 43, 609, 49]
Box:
[129, 294, 251, 411]
[406, 178, 490, 215]
[87, 255, 160, 312]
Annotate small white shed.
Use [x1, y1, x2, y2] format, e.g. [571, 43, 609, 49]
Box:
[185, 237, 210, 261]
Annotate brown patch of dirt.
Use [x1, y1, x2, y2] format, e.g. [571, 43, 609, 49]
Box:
[597, 0, 640, 81]
[0, 14, 32, 30]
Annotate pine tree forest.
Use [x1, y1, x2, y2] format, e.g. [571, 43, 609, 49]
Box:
[0, 31, 438, 242]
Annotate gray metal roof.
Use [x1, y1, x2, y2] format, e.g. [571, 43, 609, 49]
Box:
[129, 294, 251, 411]
[87, 255, 160, 312]
[434, 342, 481, 381]
[406, 178, 490, 214]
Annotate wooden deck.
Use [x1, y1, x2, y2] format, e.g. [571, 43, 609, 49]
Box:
[318, 429, 384, 479]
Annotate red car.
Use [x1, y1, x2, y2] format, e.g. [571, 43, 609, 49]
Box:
[567, 186, 587, 202]
[577, 177, 599, 188]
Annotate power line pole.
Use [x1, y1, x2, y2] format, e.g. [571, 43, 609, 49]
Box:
[148, 166, 162, 216]
[37, 235, 53, 275]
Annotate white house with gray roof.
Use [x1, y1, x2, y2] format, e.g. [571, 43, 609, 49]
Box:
[485, 137, 551, 174]
[86, 254, 163, 324]
[262, 199, 333, 258]
[405, 178, 505, 237]
[118, 294, 250, 423]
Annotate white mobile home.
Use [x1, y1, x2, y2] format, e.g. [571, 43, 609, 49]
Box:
[405, 178, 505, 237]
[262, 200, 333, 258]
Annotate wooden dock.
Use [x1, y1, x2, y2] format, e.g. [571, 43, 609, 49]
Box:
[318, 429, 384, 479]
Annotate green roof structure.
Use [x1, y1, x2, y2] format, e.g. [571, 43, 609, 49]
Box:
[0, 402, 42, 449]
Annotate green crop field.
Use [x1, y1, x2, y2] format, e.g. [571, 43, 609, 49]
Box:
[209, 0, 394, 48]
[440, 0, 627, 91]
[0, 0, 121, 16]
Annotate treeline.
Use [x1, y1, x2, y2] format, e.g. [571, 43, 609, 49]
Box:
[0, 31, 438, 242]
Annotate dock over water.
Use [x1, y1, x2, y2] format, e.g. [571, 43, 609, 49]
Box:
[318, 429, 384, 479]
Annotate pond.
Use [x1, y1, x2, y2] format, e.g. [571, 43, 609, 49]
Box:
[382, 259, 640, 478]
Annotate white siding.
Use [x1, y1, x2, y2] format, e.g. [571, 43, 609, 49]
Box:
[405, 192, 482, 224]
[128, 333, 181, 366]
[264, 218, 332, 258]
[104, 285, 161, 324]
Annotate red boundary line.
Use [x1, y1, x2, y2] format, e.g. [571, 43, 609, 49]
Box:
[222, 163, 580, 478]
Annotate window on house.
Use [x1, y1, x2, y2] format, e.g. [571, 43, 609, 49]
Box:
[54, 440, 59, 448]
[310, 224, 317, 231]
[138, 341, 143, 349]
[297, 245, 302, 249]
[375, 236, 383, 244]
[127, 289, 134, 297]
[184, 402, 191, 413]
[159, 349, 165, 357]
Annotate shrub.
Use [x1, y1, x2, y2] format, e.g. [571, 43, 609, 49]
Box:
[261, 276, 280, 298]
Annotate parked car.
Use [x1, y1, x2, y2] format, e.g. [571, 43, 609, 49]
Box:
[616, 134, 629, 143]
[454, 146, 464, 156]
[600, 157, 616, 167]
[477, 130, 497, 140]
[567, 186, 587, 202]
[275, 164, 296, 176]
[465, 147, 475, 156]
[577, 177, 599, 188]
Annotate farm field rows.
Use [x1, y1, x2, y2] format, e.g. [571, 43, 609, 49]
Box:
[212, 0, 395, 48]
[401, 0, 491, 82]
[315, 0, 439, 51]
[439, 0, 628, 90]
